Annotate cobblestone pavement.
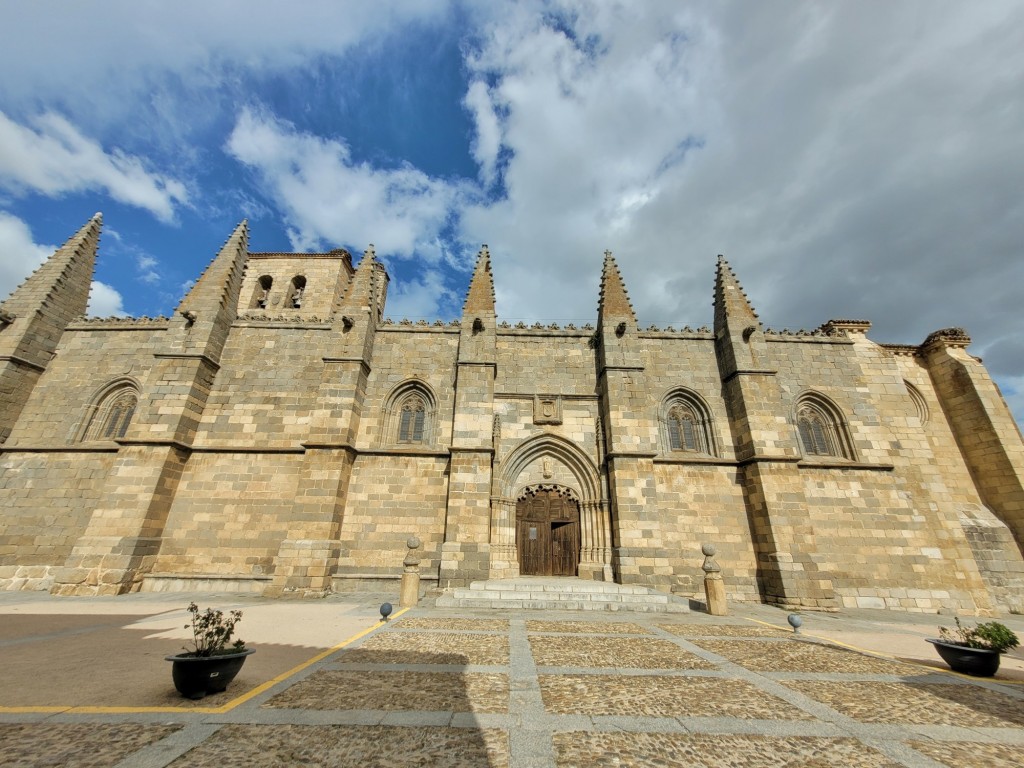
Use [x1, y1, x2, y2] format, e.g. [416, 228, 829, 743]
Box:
[2, 600, 1023, 767]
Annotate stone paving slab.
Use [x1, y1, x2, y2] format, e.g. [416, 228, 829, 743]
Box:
[658, 622, 790, 638]
[788, 681, 1024, 727]
[264, 669, 509, 713]
[692, 638, 921, 674]
[162, 724, 510, 768]
[0, 723, 181, 768]
[394, 617, 509, 631]
[339, 631, 510, 666]
[526, 620, 652, 634]
[539, 674, 815, 719]
[906, 740, 1024, 768]
[529, 634, 716, 669]
[551, 732, 903, 767]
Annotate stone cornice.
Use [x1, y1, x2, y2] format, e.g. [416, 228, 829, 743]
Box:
[0, 354, 47, 372]
[152, 352, 221, 371]
[605, 451, 659, 460]
[653, 455, 738, 467]
[720, 368, 777, 383]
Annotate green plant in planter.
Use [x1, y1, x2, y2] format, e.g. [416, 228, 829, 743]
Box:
[938, 617, 1019, 653]
[181, 602, 247, 657]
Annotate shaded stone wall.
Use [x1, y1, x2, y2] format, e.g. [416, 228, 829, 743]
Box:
[147, 452, 303, 579]
[337, 454, 449, 578]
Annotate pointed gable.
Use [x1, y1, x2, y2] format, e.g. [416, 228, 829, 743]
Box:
[713, 254, 760, 333]
[462, 245, 496, 316]
[340, 245, 378, 312]
[597, 250, 637, 324]
[1, 213, 101, 322]
[176, 221, 248, 316]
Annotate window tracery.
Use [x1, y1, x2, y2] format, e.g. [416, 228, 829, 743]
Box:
[81, 384, 139, 442]
[398, 394, 426, 443]
[382, 380, 437, 447]
[794, 393, 853, 460]
[661, 389, 716, 456]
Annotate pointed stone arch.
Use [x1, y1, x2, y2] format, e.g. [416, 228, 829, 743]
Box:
[490, 434, 612, 582]
[793, 390, 856, 460]
[74, 376, 142, 443]
[381, 379, 438, 447]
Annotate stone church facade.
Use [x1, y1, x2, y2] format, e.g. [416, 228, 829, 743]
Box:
[1, 214, 1023, 614]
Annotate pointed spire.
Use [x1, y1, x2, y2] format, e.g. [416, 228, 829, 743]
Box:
[341, 244, 378, 311]
[713, 254, 760, 332]
[462, 244, 495, 315]
[597, 250, 636, 323]
[176, 221, 248, 316]
[0, 212, 100, 321]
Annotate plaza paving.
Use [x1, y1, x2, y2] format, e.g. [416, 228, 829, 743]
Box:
[1, 590, 1023, 767]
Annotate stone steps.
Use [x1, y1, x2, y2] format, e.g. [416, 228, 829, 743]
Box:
[435, 577, 689, 613]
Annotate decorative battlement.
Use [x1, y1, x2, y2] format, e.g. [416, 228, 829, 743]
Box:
[922, 327, 972, 349]
[382, 318, 461, 327]
[820, 319, 872, 335]
[880, 344, 920, 358]
[68, 316, 171, 330]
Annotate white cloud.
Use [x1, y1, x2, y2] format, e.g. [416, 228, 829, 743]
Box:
[463, 80, 502, 187]
[383, 267, 459, 321]
[0, 212, 53, 300]
[453, 3, 1024, 377]
[0, 1, 450, 147]
[225, 107, 466, 256]
[86, 280, 126, 317]
[0, 111, 188, 222]
[458, 1, 715, 320]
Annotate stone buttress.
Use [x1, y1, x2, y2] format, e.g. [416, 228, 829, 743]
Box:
[922, 329, 1024, 578]
[596, 252, 673, 590]
[0, 215, 100, 445]
[264, 246, 384, 596]
[51, 223, 249, 595]
[713, 257, 836, 609]
[439, 246, 497, 587]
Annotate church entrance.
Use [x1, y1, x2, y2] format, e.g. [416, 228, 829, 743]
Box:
[516, 488, 580, 576]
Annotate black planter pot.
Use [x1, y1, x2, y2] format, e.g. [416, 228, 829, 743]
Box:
[165, 648, 255, 699]
[926, 639, 1001, 677]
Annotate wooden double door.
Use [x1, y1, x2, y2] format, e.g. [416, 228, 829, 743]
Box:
[516, 489, 580, 576]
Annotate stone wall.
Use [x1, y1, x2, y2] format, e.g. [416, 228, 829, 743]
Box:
[1, 231, 1021, 613]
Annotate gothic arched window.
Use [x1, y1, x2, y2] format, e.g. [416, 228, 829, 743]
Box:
[80, 384, 139, 442]
[794, 393, 854, 460]
[382, 380, 437, 448]
[661, 389, 716, 456]
[797, 407, 833, 456]
[667, 405, 700, 452]
[398, 394, 427, 443]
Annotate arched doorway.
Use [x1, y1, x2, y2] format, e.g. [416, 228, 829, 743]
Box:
[516, 486, 580, 576]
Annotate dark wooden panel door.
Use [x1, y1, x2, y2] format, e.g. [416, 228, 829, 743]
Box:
[551, 521, 579, 576]
[516, 489, 580, 576]
[516, 517, 549, 576]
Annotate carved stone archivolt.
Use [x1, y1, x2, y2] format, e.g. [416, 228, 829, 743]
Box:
[516, 483, 581, 503]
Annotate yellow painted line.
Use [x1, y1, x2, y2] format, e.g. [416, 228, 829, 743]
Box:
[740, 615, 1024, 685]
[0, 607, 411, 715]
[741, 616, 792, 633]
[211, 607, 410, 713]
[0, 706, 71, 714]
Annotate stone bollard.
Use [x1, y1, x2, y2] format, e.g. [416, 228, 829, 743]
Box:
[701, 543, 727, 616]
[399, 536, 422, 608]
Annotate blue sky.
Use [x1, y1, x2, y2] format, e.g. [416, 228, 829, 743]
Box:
[1, 1, 1023, 424]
